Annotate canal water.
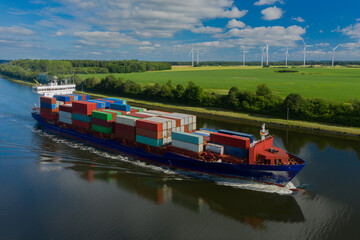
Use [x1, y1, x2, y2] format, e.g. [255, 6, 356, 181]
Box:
[0, 77, 359, 239]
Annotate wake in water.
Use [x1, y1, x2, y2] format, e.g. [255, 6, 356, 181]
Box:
[33, 127, 297, 195]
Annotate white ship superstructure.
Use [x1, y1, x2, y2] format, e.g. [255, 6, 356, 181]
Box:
[32, 77, 76, 97]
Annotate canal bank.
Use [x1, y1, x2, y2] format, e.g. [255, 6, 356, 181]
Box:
[1, 75, 360, 138]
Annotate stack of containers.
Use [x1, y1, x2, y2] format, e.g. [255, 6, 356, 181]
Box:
[205, 143, 224, 155]
[110, 103, 130, 113]
[54, 95, 71, 104]
[94, 99, 111, 108]
[159, 112, 196, 133]
[210, 132, 250, 158]
[218, 129, 254, 144]
[40, 96, 58, 121]
[104, 98, 126, 104]
[85, 100, 106, 109]
[71, 101, 98, 131]
[192, 130, 211, 141]
[130, 107, 146, 113]
[115, 115, 142, 141]
[59, 104, 72, 126]
[91, 110, 117, 134]
[135, 118, 171, 147]
[171, 131, 203, 153]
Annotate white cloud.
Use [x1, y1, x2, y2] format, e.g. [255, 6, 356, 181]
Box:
[191, 26, 223, 34]
[340, 22, 360, 39]
[254, 0, 284, 6]
[315, 43, 329, 47]
[261, 6, 284, 20]
[292, 17, 305, 23]
[55, 31, 64, 36]
[0, 26, 34, 35]
[89, 52, 102, 55]
[139, 46, 155, 51]
[226, 19, 246, 29]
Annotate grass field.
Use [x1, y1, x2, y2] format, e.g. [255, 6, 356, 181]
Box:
[77, 66, 360, 102]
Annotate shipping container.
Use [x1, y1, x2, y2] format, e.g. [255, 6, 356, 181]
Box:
[145, 110, 170, 115]
[136, 119, 163, 131]
[72, 113, 92, 123]
[193, 130, 210, 137]
[91, 118, 115, 128]
[205, 143, 224, 155]
[94, 99, 110, 108]
[102, 109, 123, 116]
[130, 107, 146, 112]
[92, 124, 112, 134]
[104, 98, 126, 104]
[114, 123, 136, 141]
[63, 95, 75, 102]
[40, 96, 56, 104]
[115, 115, 139, 127]
[53, 95, 70, 102]
[135, 112, 159, 117]
[110, 103, 130, 112]
[97, 99, 115, 104]
[72, 119, 91, 129]
[72, 101, 97, 115]
[146, 117, 172, 129]
[41, 112, 58, 121]
[59, 104, 72, 113]
[136, 135, 163, 147]
[159, 116, 182, 127]
[136, 128, 163, 139]
[40, 102, 56, 109]
[172, 131, 203, 145]
[172, 139, 203, 153]
[59, 116, 72, 125]
[210, 132, 250, 149]
[40, 107, 58, 114]
[91, 110, 113, 121]
[127, 113, 151, 119]
[59, 111, 72, 119]
[218, 129, 254, 143]
[86, 100, 105, 109]
[223, 145, 249, 158]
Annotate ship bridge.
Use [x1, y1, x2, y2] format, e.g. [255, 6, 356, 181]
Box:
[32, 79, 76, 97]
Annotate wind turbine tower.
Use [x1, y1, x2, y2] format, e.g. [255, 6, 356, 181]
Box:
[263, 42, 269, 66]
[331, 44, 340, 67]
[302, 39, 307, 67]
[242, 49, 248, 66]
[285, 48, 289, 67]
[196, 49, 200, 66]
[188, 47, 194, 67]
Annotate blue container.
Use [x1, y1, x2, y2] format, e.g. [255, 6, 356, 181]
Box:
[110, 103, 130, 112]
[72, 113, 92, 122]
[85, 100, 105, 109]
[136, 135, 163, 147]
[105, 98, 126, 104]
[68, 94, 79, 101]
[219, 129, 254, 143]
[224, 145, 249, 158]
[73, 94, 83, 100]
[172, 131, 203, 145]
[192, 131, 210, 137]
[53, 95, 70, 102]
[40, 102, 56, 109]
[95, 99, 110, 108]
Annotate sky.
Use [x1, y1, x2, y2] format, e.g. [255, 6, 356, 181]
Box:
[0, 0, 360, 62]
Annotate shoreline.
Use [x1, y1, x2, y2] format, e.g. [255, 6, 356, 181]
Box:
[1, 75, 360, 138]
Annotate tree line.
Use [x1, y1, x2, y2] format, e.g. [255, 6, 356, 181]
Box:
[0, 59, 171, 82]
[80, 75, 360, 127]
[170, 61, 360, 67]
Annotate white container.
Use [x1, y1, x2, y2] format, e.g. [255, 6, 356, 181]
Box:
[172, 139, 203, 153]
[189, 124, 193, 132]
[115, 115, 137, 127]
[146, 117, 172, 129]
[205, 143, 224, 155]
[180, 126, 184, 132]
[138, 112, 159, 117]
[59, 116, 72, 125]
[192, 123, 196, 131]
[146, 110, 168, 116]
[59, 111, 72, 119]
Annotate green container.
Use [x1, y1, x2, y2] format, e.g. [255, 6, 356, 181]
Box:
[130, 107, 144, 112]
[102, 109, 122, 115]
[125, 115, 142, 119]
[72, 113, 92, 122]
[92, 124, 113, 134]
[136, 135, 163, 147]
[92, 110, 113, 121]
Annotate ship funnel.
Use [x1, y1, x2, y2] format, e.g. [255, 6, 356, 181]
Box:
[260, 123, 269, 140]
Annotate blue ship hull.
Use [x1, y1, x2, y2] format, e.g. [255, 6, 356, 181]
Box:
[32, 112, 305, 186]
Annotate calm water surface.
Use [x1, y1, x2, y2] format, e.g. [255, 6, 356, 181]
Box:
[0, 77, 359, 239]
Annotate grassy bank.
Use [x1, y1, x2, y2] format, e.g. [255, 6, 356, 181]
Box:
[76, 90, 360, 139]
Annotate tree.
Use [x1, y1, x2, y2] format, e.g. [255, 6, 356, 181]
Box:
[283, 93, 305, 113]
[256, 83, 271, 96]
[227, 87, 239, 108]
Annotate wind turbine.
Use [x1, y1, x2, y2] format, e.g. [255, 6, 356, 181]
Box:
[285, 47, 289, 67]
[196, 49, 200, 66]
[301, 39, 308, 67]
[330, 44, 341, 67]
[188, 47, 195, 67]
[263, 41, 269, 66]
[242, 48, 248, 66]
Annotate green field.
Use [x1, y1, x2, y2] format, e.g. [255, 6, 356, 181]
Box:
[77, 66, 360, 102]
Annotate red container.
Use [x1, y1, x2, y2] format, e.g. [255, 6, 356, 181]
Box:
[72, 101, 97, 115]
[40, 107, 58, 114]
[115, 123, 136, 141]
[136, 128, 162, 139]
[127, 113, 151, 119]
[159, 116, 181, 127]
[41, 112, 58, 121]
[130, 108, 139, 113]
[72, 119, 91, 129]
[59, 104, 72, 113]
[91, 118, 115, 128]
[184, 125, 189, 132]
[210, 132, 250, 149]
[136, 119, 163, 131]
[40, 96, 56, 104]
[64, 95, 75, 102]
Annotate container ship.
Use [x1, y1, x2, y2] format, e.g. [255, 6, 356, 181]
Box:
[31, 82, 305, 187]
